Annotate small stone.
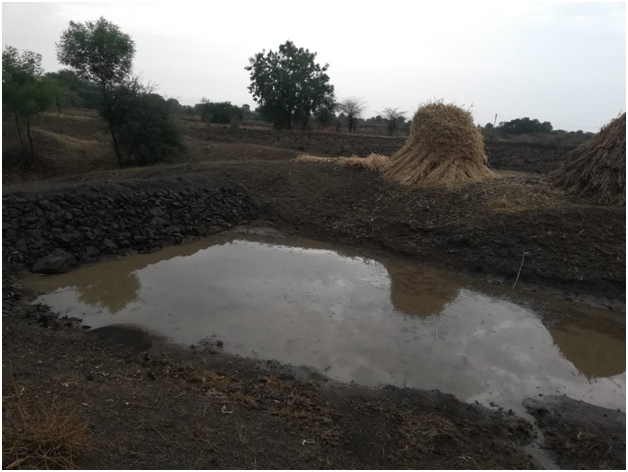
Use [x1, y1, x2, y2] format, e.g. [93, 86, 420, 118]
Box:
[103, 239, 117, 249]
[84, 246, 100, 257]
[32, 249, 77, 274]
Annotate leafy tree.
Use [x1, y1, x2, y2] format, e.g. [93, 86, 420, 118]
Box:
[101, 78, 186, 166]
[338, 97, 366, 133]
[245, 40, 334, 130]
[165, 97, 182, 113]
[44, 69, 100, 110]
[315, 100, 337, 130]
[197, 99, 244, 124]
[2, 46, 55, 163]
[57, 16, 136, 165]
[381, 107, 407, 136]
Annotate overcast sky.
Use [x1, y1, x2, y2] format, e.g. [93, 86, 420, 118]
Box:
[3, 2, 626, 131]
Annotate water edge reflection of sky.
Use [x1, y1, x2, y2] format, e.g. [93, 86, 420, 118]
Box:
[23, 234, 626, 416]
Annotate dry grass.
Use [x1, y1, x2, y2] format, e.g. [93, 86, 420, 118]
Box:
[295, 155, 336, 163]
[384, 100, 494, 187]
[3, 376, 91, 470]
[295, 153, 388, 172]
[548, 113, 626, 205]
[482, 178, 568, 212]
[338, 153, 388, 172]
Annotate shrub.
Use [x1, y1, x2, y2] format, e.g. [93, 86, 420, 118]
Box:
[102, 79, 187, 166]
[197, 99, 243, 124]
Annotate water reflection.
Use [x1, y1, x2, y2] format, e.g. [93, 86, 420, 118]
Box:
[549, 325, 626, 379]
[77, 271, 140, 314]
[22, 232, 626, 414]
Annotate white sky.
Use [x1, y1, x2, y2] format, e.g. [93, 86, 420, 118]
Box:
[2, 1, 626, 131]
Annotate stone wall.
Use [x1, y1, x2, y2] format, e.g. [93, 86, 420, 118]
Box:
[3, 186, 258, 270]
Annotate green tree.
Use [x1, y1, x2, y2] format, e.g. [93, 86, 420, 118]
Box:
[197, 99, 244, 124]
[2, 46, 55, 163]
[245, 40, 334, 130]
[315, 100, 336, 130]
[101, 78, 186, 166]
[45, 69, 100, 110]
[56, 16, 136, 165]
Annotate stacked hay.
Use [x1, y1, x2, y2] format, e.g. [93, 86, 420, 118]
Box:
[548, 113, 626, 205]
[384, 101, 493, 186]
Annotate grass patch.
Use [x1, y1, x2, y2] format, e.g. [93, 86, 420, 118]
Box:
[3, 376, 92, 470]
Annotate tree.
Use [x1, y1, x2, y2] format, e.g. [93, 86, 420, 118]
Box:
[338, 97, 366, 133]
[497, 117, 553, 136]
[315, 100, 336, 130]
[245, 40, 335, 130]
[101, 78, 186, 166]
[196, 99, 244, 124]
[44, 69, 101, 110]
[381, 107, 407, 136]
[2, 46, 55, 163]
[57, 16, 136, 165]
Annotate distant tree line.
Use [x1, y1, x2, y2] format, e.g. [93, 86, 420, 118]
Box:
[479, 117, 594, 146]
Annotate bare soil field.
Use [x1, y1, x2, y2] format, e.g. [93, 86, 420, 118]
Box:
[2, 111, 625, 469]
[187, 121, 572, 173]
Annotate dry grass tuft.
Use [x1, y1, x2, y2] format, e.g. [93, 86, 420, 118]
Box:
[400, 412, 458, 452]
[295, 153, 388, 172]
[384, 100, 494, 187]
[338, 153, 389, 172]
[294, 155, 336, 163]
[548, 113, 626, 205]
[3, 382, 91, 470]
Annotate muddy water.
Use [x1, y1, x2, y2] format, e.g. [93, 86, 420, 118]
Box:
[23, 231, 626, 415]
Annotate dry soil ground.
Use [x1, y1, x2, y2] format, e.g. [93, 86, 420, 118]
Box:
[2, 110, 626, 469]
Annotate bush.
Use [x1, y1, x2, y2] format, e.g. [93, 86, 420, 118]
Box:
[197, 100, 243, 124]
[102, 80, 187, 166]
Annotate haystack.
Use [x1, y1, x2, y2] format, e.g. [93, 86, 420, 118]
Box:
[548, 113, 626, 205]
[384, 101, 493, 186]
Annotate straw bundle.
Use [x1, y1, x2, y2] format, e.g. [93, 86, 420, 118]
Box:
[384, 101, 493, 186]
[548, 113, 626, 205]
[338, 154, 388, 172]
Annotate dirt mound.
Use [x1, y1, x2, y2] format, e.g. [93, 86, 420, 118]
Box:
[2, 126, 114, 182]
[384, 101, 494, 186]
[548, 113, 626, 205]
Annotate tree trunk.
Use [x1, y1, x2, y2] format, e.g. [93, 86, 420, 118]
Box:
[56, 97, 61, 115]
[109, 127, 123, 166]
[14, 111, 25, 152]
[285, 110, 292, 130]
[302, 113, 310, 130]
[101, 85, 124, 166]
[26, 118, 35, 165]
